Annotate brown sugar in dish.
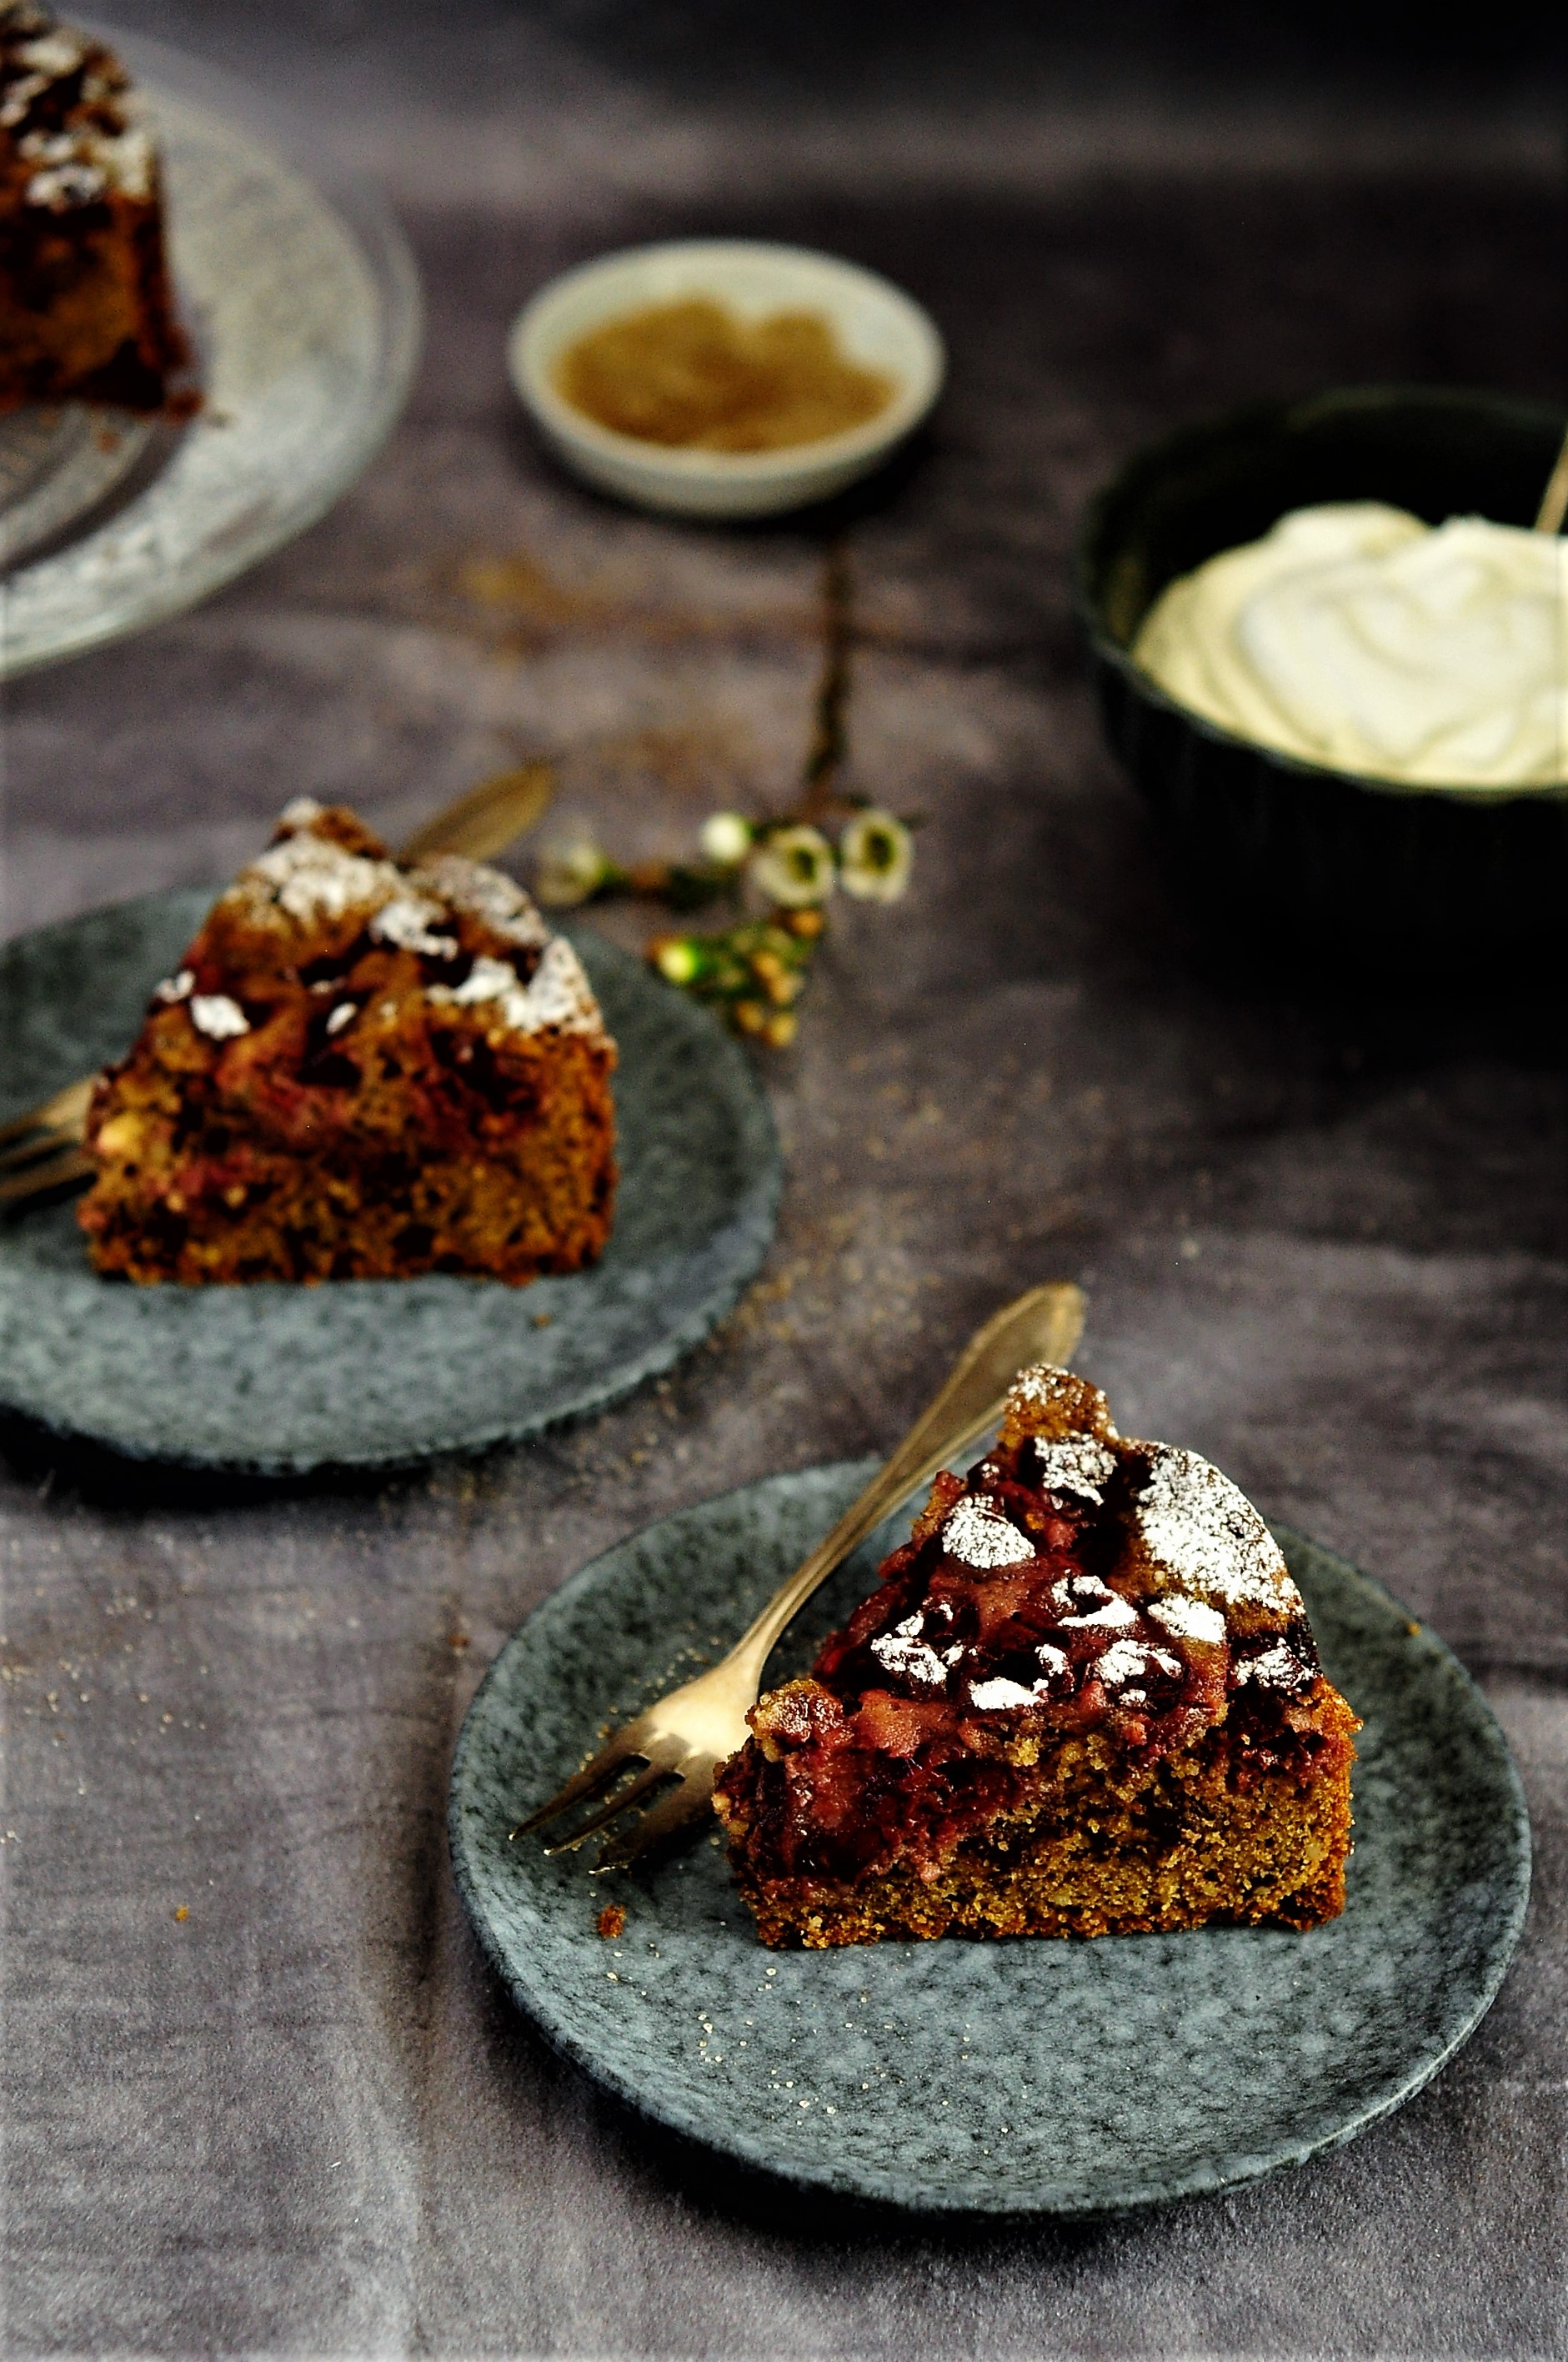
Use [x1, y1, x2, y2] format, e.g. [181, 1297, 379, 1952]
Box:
[78, 800, 616, 1286]
[714, 1366, 1359, 1948]
[554, 297, 893, 453]
[0, 2, 193, 413]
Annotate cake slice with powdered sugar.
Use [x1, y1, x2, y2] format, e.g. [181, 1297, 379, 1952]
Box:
[79, 800, 616, 1285]
[714, 1364, 1358, 1948]
[1, 2, 193, 410]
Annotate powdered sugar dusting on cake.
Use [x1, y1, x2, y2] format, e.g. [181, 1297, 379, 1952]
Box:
[1, 77, 44, 129]
[370, 895, 458, 958]
[224, 815, 591, 1045]
[520, 936, 604, 1036]
[3, 14, 156, 203]
[233, 829, 403, 929]
[1008, 1364, 1100, 1420]
[1029, 1433, 1118, 1503]
[428, 955, 529, 1023]
[1148, 1592, 1227, 1645]
[964, 1645, 1071, 1711]
[1094, 1637, 1182, 1689]
[968, 1673, 1048, 1712]
[25, 158, 103, 207]
[1235, 1641, 1313, 1693]
[214, 808, 609, 1038]
[941, 1495, 1035, 1570]
[94, 119, 152, 198]
[413, 855, 551, 951]
[869, 1614, 959, 1690]
[153, 969, 193, 1005]
[13, 28, 83, 75]
[189, 994, 248, 1041]
[1054, 1575, 1138, 1630]
[426, 939, 605, 1041]
[1135, 1444, 1301, 1615]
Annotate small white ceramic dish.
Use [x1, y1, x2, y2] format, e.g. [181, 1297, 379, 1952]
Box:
[508, 239, 944, 519]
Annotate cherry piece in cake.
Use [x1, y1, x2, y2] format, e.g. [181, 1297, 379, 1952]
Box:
[714, 1367, 1359, 1948]
[78, 800, 616, 1285]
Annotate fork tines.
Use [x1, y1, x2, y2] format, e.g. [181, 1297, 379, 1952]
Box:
[510, 1732, 653, 1848]
[0, 1077, 97, 1208]
[510, 1725, 705, 1871]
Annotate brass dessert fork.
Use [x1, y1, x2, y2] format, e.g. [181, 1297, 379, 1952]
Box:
[0, 763, 554, 1211]
[515, 1280, 1086, 1873]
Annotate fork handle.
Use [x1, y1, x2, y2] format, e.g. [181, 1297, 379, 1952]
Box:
[395, 762, 554, 865]
[725, 1281, 1085, 1682]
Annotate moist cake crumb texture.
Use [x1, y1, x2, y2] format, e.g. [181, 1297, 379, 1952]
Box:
[714, 1365, 1359, 1948]
[78, 800, 617, 1286]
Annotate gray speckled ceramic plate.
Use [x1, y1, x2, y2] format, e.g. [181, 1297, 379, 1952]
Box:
[449, 1463, 1530, 2217]
[0, 890, 779, 1472]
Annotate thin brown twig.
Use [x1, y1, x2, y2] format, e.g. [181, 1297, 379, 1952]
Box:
[799, 540, 854, 821]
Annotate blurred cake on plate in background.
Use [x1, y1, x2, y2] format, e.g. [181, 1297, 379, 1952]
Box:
[79, 800, 617, 1286]
[0, 0, 191, 412]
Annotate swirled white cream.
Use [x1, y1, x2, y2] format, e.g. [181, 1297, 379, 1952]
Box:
[1133, 504, 1568, 789]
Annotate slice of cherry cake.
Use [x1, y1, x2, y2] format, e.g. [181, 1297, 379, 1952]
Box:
[1, 4, 193, 413]
[79, 800, 616, 1285]
[714, 1367, 1358, 1948]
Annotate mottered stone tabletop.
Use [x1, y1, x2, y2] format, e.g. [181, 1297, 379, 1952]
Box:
[1, 4, 1564, 2353]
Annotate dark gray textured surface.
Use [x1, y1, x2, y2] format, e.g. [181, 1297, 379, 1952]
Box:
[0, 902, 779, 1469]
[451, 1469, 1529, 2215]
[1, 3, 1565, 2352]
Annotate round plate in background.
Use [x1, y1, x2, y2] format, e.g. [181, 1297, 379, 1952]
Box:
[450, 1465, 1530, 2217]
[0, 28, 422, 678]
[0, 404, 155, 574]
[0, 890, 779, 1472]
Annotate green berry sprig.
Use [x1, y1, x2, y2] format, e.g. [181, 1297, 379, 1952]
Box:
[535, 805, 915, 1046]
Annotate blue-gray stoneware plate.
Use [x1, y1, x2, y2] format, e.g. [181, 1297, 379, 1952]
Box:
[449, 1462, 1531, 2218]
[0, 890, 779, 1473]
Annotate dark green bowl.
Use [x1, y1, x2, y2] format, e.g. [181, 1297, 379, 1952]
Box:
[1074, 386, 1568, 975]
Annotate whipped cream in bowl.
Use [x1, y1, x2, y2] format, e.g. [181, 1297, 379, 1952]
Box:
[1133, 503, 1568, 793]
[1073, 387, 1568, 970]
